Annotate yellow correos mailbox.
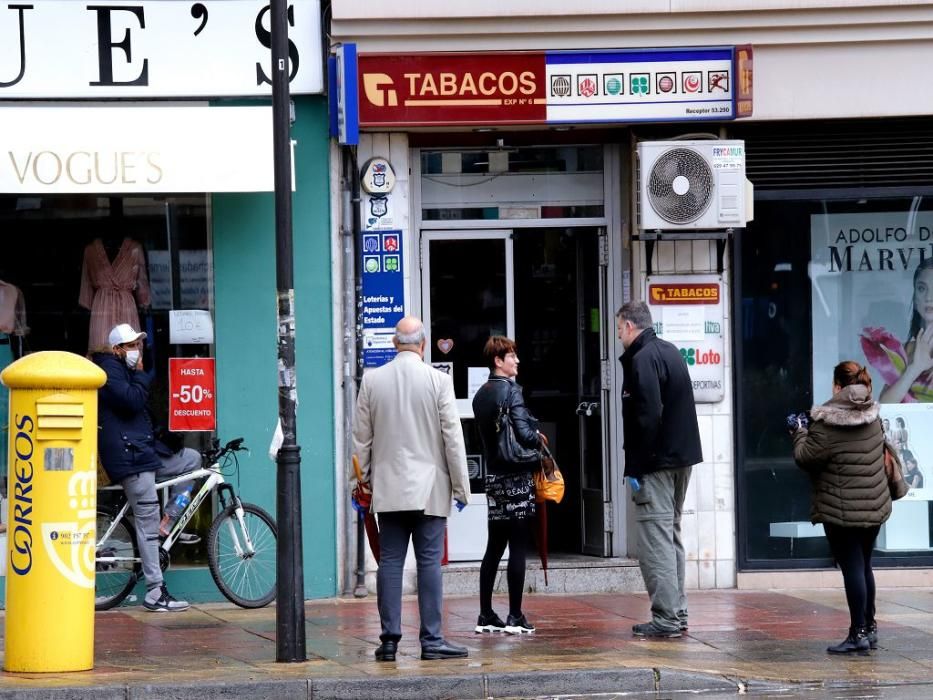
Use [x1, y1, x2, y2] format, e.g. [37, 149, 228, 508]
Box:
[1, 351, 106, 672]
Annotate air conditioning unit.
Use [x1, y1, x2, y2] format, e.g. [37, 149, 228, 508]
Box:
[637, 140, 748, 231]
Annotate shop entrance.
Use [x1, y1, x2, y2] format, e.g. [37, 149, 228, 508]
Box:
[422, 226, 611, 557]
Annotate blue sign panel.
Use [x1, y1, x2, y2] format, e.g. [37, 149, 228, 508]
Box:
[360, 230, 404, 368]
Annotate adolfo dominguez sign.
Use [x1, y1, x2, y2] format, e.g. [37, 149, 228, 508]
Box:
[0, 0, 323, 98]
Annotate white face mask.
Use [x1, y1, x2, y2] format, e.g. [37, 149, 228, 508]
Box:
[124, 349, 140, 369]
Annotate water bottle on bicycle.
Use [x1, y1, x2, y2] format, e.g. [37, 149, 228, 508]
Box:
[159, 485, 193, 538]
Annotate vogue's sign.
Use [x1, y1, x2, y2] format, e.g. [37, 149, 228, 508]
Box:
[0, 106, 276, 193]
[0, 1, 323, 98]
[357, 46, 753, 127]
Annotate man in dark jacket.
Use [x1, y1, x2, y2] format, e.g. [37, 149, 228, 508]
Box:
[617, 301, 702, 638]
[93, 323, 200, 612]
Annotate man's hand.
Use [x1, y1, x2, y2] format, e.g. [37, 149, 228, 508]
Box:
[351, 479, 372, 513]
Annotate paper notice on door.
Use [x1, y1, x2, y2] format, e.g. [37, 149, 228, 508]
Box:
[169, 309, 214, 344]
[468, 367, 489, 402]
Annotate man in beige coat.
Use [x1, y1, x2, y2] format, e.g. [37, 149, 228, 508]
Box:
[352, 316, 471, 662]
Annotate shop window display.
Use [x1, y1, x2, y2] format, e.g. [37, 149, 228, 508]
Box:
[740, 195, 933, 567]
[0, 194, 212, 563]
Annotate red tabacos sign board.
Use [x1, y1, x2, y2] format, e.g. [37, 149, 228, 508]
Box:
[169, 358, 216, 432]
[358, 52, 547, 127]
[648, 283, 721, 305]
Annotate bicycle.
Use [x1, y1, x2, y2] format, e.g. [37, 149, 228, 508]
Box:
[94, 438, 277, 610]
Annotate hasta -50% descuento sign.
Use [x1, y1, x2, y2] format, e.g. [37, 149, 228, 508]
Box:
[169, 357, 216, 431]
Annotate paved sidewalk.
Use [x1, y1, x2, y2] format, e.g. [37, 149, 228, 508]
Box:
[1, 588, 933, 698]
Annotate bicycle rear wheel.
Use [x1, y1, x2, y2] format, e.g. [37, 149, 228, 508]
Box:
[207, 502, 277, 608]
[95, 511, 139, 610]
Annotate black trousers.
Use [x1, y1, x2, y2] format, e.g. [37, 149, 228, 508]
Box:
[823, 523, 881, 630]
[479, 518, 530, 618]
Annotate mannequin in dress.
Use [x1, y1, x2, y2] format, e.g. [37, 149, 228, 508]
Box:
[79, 220, 151, 352]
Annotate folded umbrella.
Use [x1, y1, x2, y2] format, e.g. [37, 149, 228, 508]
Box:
[535, 501, 549, 586]
[352, 454, 381, 563]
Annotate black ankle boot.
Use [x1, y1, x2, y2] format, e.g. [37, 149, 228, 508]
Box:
[827, 626, 870, 654]
[866, 622, 878, 650]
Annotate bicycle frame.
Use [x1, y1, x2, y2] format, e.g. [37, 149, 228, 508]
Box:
[96, 462, 255, 567]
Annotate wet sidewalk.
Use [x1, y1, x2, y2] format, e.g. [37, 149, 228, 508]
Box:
[2, 588, 933, 698]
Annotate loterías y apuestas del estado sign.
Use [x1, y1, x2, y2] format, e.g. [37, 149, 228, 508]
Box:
[0, 0, 323, 98]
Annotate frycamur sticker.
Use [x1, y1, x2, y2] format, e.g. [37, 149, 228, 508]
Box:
[810, 211, 933, 514]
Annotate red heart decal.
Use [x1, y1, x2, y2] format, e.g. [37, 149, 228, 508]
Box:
[437, 338, 454, 354]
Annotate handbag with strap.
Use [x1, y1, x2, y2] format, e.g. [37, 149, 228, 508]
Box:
[534, 444, 565, 504]
[883, 438, 909, 501]
[495, 404, 540, 465]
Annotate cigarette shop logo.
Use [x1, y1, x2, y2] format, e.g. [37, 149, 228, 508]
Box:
[649, 283, 720, 305]
[362, 70, 538, 107]
[362, 74, 399, 107]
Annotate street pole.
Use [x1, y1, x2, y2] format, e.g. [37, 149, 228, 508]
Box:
[271, 0, 306, 663]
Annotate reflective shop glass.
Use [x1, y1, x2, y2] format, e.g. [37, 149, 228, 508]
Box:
[420, 146, 604, 221]
[0, 194, 214, 563]
[740, 195, 933, 565]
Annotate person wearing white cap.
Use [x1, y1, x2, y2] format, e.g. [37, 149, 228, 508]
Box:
[92, 323, 201, 612]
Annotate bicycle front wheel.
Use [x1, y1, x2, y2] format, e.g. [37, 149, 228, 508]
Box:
[95, 511, 139, 611]
[207, 502, 277, 608]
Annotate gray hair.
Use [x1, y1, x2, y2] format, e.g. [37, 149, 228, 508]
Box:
[396, 323, 425, 345]
[616, 301, 653, 330]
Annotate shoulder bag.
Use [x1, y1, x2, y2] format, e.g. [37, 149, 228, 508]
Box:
[534, 443, 565, 504]
[495, 404, 540, 465]
[883, 437, 908, 501]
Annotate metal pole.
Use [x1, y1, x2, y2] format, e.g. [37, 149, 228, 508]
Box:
[271, 0, 306, 663]
[340, 147, 367, 597]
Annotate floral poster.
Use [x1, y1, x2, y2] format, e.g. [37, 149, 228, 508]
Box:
[811, 211, 933, 504]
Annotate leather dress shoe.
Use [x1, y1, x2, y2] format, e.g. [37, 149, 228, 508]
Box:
[421, 640, 468, 660]
[375, 640, 397, 662]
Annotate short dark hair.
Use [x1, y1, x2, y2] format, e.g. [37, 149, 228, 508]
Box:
[483, 336, 517, 370]
[616, 301, 653, 330]
[833, 360, 872, 392]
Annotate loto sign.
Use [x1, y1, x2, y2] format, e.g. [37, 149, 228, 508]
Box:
[169, 358, 216, 432]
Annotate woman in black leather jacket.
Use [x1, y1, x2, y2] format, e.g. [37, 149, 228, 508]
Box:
[471, 336, 543, 635]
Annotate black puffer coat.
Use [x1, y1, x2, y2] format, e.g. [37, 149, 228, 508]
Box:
[472, 374, 541, 476]
[792, 384, 892, 528]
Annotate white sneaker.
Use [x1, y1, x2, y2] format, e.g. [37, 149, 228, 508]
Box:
[143, 585, 190, 612]
[504, 613, 535, 634]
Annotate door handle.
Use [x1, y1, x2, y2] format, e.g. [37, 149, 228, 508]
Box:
[576, 401, 600, 417]
[575, 401, 589, 416]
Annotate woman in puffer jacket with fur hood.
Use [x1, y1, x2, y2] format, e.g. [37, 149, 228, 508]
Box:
[792, 360, 891, 655]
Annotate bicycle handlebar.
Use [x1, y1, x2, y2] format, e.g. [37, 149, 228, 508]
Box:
[204, 437, 247, 464]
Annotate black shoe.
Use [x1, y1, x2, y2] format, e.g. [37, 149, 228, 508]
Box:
[866, 622, 878, 650]
[375, 640, 397, 662]
[475, 611, 506, 633]
[421, 640, 468, 660]
[827, 626, 870, 654]
[632, 621, 682, 638]
[504, 613, 535, 634]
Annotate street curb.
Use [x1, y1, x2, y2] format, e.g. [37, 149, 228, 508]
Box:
[0, 667, 749, 700]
